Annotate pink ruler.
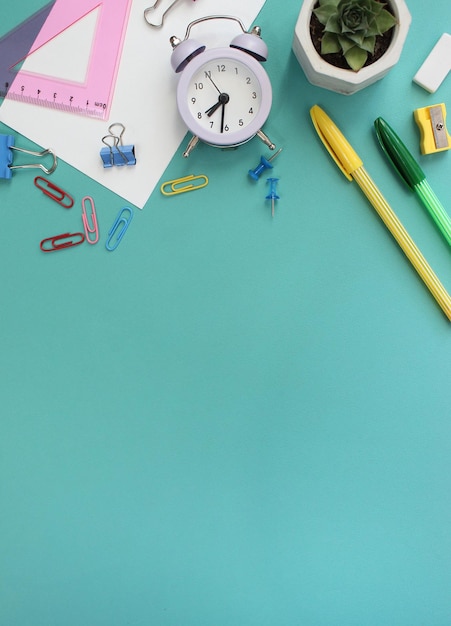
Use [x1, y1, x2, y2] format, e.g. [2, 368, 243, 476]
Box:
[6, 0, 132, 119]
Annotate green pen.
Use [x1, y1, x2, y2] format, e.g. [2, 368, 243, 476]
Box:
[374, 117, 451, 247]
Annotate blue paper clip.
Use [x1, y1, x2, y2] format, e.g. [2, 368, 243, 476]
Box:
[0, 134, 57, 179]
[100, 123, 136, 168]
[105, 207, 134, 251]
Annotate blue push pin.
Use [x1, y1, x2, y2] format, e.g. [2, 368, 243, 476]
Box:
[266, 177, 280, 217]
[248, 147, 282, 181]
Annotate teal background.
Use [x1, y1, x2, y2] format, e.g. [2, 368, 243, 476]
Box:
[1, 1, 451, 624]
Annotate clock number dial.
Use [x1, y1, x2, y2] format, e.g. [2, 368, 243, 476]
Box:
[186, 58, 262, 137]
[176, 47, 272, 148]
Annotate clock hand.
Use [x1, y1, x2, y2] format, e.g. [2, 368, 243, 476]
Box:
[220, 93, 229, 133]
[205, 92, 229, 118]
[220, 102, 225, 133]
[205, 73, 221, 95]
[205, 98, 222, 117]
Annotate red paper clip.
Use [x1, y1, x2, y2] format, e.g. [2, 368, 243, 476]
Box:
[40, 232, 85, 252]
[34, 176, 74, 208]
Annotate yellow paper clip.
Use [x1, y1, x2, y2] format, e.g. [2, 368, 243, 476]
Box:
[160, 173, 208, 196]
[414, 103, 451, 154]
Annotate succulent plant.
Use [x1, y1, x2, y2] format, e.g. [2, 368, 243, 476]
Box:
[313, 0, 397, 71]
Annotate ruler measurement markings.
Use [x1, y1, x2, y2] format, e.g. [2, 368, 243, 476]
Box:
[2, 0, 132, 120]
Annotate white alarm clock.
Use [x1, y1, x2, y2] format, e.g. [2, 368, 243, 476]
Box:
[169, 16, 275, 157]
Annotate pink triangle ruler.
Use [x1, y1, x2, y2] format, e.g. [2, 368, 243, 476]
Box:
[5, 0, 132, 120]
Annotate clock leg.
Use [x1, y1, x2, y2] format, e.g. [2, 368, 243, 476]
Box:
[256, 129, 275, 150]
[183, 135, 199, 158]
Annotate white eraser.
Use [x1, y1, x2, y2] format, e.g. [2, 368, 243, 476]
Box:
[413, 33, 451, 93]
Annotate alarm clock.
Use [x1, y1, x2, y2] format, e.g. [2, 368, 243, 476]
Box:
[169, 16, 275, 157]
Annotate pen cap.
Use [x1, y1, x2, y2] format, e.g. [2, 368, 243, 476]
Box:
[310, 105, 362, 180]
[374, 117, 425, 189]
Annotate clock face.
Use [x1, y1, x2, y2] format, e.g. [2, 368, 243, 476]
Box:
[176, 47, 272, 147]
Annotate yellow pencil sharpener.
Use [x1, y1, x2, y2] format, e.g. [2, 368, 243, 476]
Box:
[414, 103, 451, 155]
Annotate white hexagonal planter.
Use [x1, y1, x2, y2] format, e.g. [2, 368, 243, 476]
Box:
[292, 0, 411, 95]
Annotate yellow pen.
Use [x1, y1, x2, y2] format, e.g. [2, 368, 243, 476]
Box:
[310, 105, 451, 321]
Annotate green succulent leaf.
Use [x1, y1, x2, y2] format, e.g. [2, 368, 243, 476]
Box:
[318, 0, 340, 7]
[325, 15, 341, 34]
[375, 8, 397, 33]
[360, 35, 376, 53]
[344, 45, 368, 71]
[313, 3, 339, 25]
[345, 31, 365, 46]
[371, 2, 384, 15]
[321, 31, 341, 54]
[365, 21, 383, 37]
[337, 35, 355, 54]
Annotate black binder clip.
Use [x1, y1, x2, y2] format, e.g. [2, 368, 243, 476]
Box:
[100, 123, 136, 168]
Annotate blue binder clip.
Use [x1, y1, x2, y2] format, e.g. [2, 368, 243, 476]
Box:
[100, 123, 136, 168]
[0, 134, 57, 179]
